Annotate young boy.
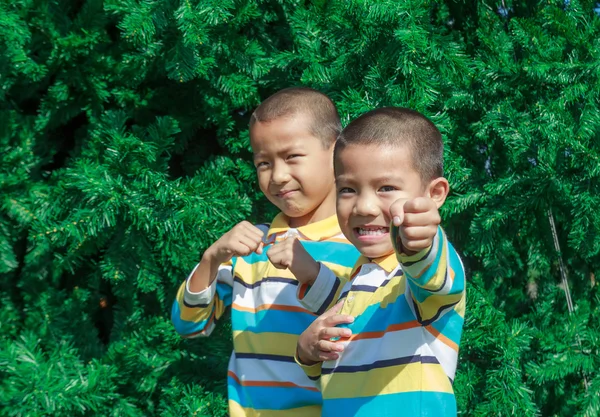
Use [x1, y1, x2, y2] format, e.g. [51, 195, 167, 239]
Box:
[294, 107, 466, 416]
[171, 87, 360, 417]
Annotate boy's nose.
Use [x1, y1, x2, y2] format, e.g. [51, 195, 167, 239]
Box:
[353, 195, 380, 217]
[270, 163, 291, 185]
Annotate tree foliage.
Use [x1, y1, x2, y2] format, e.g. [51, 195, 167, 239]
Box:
[1, 0, 599, 415]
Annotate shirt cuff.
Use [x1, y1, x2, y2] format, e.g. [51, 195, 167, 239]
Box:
[183, 263, 217, 307]
[297, 263, 336, 313]
[294, 350, 323, 380]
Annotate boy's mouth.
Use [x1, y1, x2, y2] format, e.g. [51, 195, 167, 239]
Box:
[276, 189, 298, 198]
[354, 226, 389, 237]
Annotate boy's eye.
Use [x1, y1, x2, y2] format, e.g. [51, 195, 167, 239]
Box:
[255, 161, 269, 169]
[379, 185, 397, 192]
[286, 154, 302, 160]
[338, 187, 355, 194]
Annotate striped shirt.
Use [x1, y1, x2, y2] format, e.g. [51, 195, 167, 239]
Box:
[299, 227, 466, 417]
[171, 213, 360, 417]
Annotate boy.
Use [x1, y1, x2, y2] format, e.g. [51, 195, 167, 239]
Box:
[294, 107, 466, 416]
[171, 87, 360, 417]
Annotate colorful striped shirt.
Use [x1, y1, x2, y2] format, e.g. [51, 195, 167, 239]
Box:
[299, 226, 466, 417]
[171, 213, 360, 417]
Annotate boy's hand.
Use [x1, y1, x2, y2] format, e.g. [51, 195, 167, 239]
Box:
[390, 197, 441, 255]
[297, 301, 354, 365]
[205, 221, 265, 264]
[267, 236, 319, 285]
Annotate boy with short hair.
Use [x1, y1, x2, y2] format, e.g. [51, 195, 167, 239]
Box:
[171, 87, 360, 417]
[295, 107, 466, 416]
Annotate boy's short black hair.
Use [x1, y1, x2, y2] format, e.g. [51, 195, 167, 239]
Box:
[250, 87, 341, 148]
[334, 107, 444, 182]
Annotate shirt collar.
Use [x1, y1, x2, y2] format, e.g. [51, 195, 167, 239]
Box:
[266, 213, 341, 241]
[350, 252, 398, 276]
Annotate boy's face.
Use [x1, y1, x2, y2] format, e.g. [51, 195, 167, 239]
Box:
[334, 143, 430, 259]
[251, 113, 335, 227]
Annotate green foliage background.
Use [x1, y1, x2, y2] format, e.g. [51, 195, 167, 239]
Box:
[1, 0, 599, 415]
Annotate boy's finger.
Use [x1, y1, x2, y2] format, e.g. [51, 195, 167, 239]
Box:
[230, 242, 254, 257]
[389, 198, 408, 226]
[324, 314, 354, 327]
[403, 197, 435, 214]
[237, 235, 262, 252]
[255, 241, 264, 255]
[400, 225, 437, 241]
[317, 340, 345, 353]
[318, 352, 340, 361]
[402, 239, 433, 252]
[402, 212, 441, 228]
[243, 223, 268, 240]
[320, 326, 352, 340]
[323, 300, 345, 317]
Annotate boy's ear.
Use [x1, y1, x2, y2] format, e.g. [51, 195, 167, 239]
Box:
[426, 177, 449, 209]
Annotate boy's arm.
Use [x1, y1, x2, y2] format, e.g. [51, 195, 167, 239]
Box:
[267, 236, 348, 314]
[171, 221, 265, 337]
[171, 256, 234, 338]
[393, 225, 465, 324]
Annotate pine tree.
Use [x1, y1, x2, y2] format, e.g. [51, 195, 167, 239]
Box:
[1, 0, 599, 415]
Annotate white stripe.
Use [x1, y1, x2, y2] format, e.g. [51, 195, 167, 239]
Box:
[232, 281, 306, 309]
[322, 327, 425, 371]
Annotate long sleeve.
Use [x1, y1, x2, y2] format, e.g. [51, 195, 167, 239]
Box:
[394, 226, 465, 325]
[171, 260, 235, 338]
[297, 263, 347, 315]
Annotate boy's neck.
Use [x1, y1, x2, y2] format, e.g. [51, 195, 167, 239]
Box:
[288, 190, 336, 229]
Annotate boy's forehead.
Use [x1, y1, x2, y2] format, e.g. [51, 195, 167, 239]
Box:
[334, 143, 414, 176]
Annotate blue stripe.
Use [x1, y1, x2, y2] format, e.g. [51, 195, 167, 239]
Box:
[228, 377, 322, 410]
[322, 391, 456, 417]
[340, 293, 415, 334]
[430, 309, 464, 346]
[216, 282, 233, 307]
[231, 307, 316, 334]
[317, 278, 341, 315]
[170, 301, 212, 336]
[239, 240, 359, 268]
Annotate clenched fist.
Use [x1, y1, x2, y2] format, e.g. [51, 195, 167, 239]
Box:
[267, 236, 320, 285]
[390, 197, 441, 254]
[206, 221, 265, 264]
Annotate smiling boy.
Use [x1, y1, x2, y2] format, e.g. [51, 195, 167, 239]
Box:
[295, 107, 466, 416]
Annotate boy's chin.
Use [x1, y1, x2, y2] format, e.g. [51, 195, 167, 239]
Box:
[357, 245, 395, 260]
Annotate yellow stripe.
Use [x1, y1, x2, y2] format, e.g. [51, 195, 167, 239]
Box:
[229, 401, 321, 417]
[340, 274, 406, 316]
[321, 362, 453, 398]
[321, 262, 354, 279]
[413, 292, 463, 322]
[233, 331, 299, 357]
[295, 357, 323, 379]
[177, 282, 228, 323]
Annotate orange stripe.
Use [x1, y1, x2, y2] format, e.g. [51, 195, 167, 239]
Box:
[341, 320, 421, 342]
[232, 303, 311, 314]
[425, 325, 459, 352]
[227, 371, 319, 392]
[298, 283, 309, 300]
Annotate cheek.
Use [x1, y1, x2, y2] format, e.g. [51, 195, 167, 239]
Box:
[256, 171, 270, 191]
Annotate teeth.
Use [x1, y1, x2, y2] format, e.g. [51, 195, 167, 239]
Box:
[357, 227, 388, 236]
